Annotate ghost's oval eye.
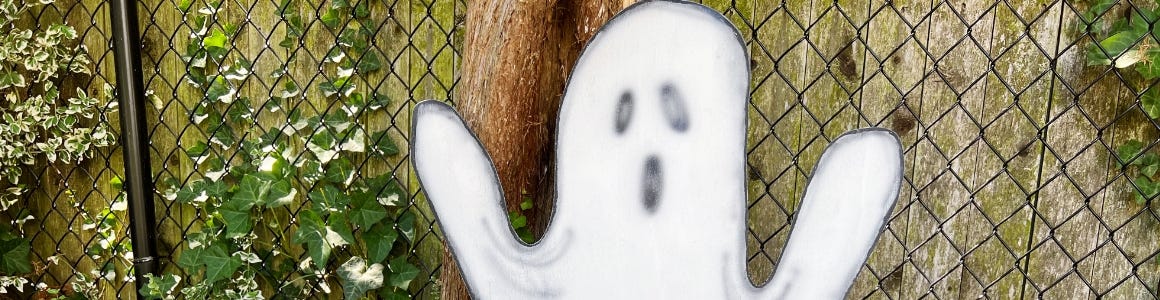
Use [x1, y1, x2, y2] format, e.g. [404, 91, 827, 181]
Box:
[615, 90, 633, 134]
[660, 83, 689, 132]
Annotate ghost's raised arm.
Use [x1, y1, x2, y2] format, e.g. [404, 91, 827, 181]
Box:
[411, 101, 546, 297]
[746, 129, 903, 299]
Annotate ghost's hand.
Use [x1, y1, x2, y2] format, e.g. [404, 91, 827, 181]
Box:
[411, 101, 542, 295]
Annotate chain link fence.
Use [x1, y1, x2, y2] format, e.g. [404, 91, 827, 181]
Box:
[11, 0, 1160, 298]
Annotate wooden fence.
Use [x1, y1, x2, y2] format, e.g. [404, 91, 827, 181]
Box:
[18, 0, 1160, 298]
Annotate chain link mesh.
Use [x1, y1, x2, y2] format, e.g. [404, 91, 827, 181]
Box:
[15, 0, 1160, 298]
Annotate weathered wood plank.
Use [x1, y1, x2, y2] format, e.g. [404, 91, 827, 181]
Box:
[792, 0, 875, 294]
[1049, 3, 1160, 299]
[899, 0, 998, 298]
[940, 1, 1057, 299]
[848, 0, 931, 298]
[737, 0, 812, 285]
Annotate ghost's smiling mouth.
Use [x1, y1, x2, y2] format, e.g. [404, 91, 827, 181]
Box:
[642, 154, 662, 214]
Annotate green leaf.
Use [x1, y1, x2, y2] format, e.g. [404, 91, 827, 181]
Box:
[378, 289, 411, 300]
[202, 243, 242, 283]
[234, 173, 296, 208]
[357, 52, 381, 73]
[1144, 87, 1160, 119]
[368, 93, 390, 111]
[325, 157, 355, 186]
[0, 236, 31, 274]
[397, 210, 415, 242]
[139, 274, 182, 300]
[509, 212, 527, 229]
[219, 203, 252, 238]
[1141, 153, 1160, 178]
[293, 208, 351, 267]
[338, 257, 384, 300]
[319, 77, 355, 97]
[330, 213, 356, 244]
[1118, 140, 1146, 166]
[203, 28, 229, 52]
[364, 223, 397, 263]
[176, 179, 212, 204]
[177, 245, 205, 271]
[308, 184, 349, 212]
[207, 76, 236, 103]
[1137, 51, 1160, 79]
[370, 130, 399, 156]
[350, 192, 388, 228]
[354, 1, 369, 18]
[178, 0, 195, 12]
[322, 8, 342, 28]
[387, 256, 419, 290]
[1088, 29, 1147, 66]
[233, 174, 267, 208]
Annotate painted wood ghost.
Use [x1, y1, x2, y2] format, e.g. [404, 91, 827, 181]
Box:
[410, 0, 903, 299]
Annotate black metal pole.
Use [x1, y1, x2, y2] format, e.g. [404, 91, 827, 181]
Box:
[109, 0, 160, 292]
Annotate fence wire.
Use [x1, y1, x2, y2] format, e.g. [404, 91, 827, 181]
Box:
[14, 0, 1160, 299]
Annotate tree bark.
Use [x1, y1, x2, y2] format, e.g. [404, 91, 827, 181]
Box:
[442, 0, 632, 298]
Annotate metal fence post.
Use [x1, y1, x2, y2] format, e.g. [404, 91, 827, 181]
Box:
[109, 0, 160, 293]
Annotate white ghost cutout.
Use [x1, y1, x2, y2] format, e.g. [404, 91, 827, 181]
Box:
[411, 0, 903, 299]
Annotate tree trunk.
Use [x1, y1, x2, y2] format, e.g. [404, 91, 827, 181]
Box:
[442, 0, 632, 298]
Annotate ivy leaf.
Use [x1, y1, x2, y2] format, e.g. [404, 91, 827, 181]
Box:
[185, 142, 211, 165]
[207, 76, 236, 104]
[308, 184, 349, 212]
[357, 52, 381, 73]
[330, 213, 356, 245]
[1135, 176, 1160, 204]
[203, 29, 229, 58]
[378, 289, 411, 300]
[1136, 51, 1160, 79]
[139, 274, 182, 300]
[219, 202, 252, 238]
[177, 246, 204, 271]
[176, 179, 211, 204]
[367, 93, 389, 111]
[370, 130, 399, 156]
[397, 210, 415, 243]
[354, 1, 370, 18]
[292, 208, 351, 268]
[350, 192, 387, 228]
[202, 243, 242, 283]
[1141, 153, 1160, 178]
[301, 159, 325, 184]
[0, 236, 31, 275]
[234, 173, 296, 208]
[322, 8, 342, 29]
[0, 71, 25, 90]
[1143, 87, 1160, 119]
[1118, 140, 1146, 166]
[1087, 29, 1146, 66]
[178, 0, 195, 12]
[325, 157, 355, 186]
[387, 256, 419, 290]
[338, 257, 384, 300]
[365, 223, 397, 263]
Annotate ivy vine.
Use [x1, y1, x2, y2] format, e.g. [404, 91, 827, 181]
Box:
[142, 0, 417, 298]
[1083, 0, 1160, 205]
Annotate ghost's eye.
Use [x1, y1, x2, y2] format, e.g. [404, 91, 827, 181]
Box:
[615, 90, 633, 134]
[660, 83, 689, 132]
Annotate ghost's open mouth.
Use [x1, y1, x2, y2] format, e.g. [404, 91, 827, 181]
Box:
[642, 154, 662, 214]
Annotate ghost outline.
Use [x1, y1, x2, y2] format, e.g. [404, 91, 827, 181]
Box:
[410, 0, 904, 299]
